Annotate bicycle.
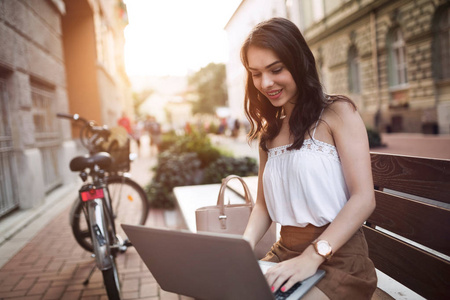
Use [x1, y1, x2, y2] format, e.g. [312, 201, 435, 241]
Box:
[57, 113, 149, 299]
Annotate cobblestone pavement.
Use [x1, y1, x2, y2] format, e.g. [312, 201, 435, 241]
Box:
[0, 132, 448, 299]
[0, 206, 171, 300]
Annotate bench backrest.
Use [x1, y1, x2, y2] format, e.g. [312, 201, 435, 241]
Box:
[363, 153, 450, 299]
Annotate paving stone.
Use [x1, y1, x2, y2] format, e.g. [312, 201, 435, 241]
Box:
[13, 277, 37, 290]
[122, 278, 139, 292]
[6, 296, 42, 300]
[42, 286, 65, 299]
[82, 287, 107, 296]
[0, 274, 22, 286]
[0, 285, 14, 292]
[0, 289, 28, 298]
[60, 290, 82, 300]
[27, 281, 51, 295]
[123, 291, 140, 299]
[140, 282, 158, 297]
[159, 289, 179, 300]
[80, 296, 101, 300]
[66, 282, 102, 291]
[36, 274, 72, 282]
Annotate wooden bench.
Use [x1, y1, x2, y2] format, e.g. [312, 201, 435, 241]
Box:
[173, 154, 450, 299]
[365, 152, 450, 299]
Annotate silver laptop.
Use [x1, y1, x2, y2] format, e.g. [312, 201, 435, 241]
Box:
[121, 224, 325, 300]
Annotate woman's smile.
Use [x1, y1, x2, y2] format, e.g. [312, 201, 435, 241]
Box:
[267, 89, 282, 98]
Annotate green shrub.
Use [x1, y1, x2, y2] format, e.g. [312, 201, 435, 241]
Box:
[367, 128, 383, 148]
[157, 130, 178, 153]
[165, 131, 222, 168]
[146, 131, 259, 208]
[145, 181, 176, 209]
[202, 156, 258, 184]
[208, 122, 219, 134]
[146, 152, 201, 209]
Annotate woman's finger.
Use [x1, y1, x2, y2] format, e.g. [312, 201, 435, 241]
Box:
[271, 275, 290, 293]
[279, 276, 299, 294]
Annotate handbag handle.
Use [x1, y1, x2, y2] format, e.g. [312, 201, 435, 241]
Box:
[217, 175, 254, 226]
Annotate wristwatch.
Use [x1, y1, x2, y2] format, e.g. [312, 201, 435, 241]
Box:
[312, 239, 333, 260]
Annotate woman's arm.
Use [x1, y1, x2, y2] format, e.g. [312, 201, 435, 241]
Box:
[315, 101, 376, 249]
[243, 147, 273, 249]
[265, 101, 376, 292]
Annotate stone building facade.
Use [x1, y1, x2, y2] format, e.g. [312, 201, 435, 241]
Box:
[0, 0, 132, 217]
[301, 0, 450, 134]
[225, 0, 450, 134]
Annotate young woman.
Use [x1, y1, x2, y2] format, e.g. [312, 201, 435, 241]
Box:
[241, 18, 377, 299]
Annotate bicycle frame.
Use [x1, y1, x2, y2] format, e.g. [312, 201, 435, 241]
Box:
[79, 176, 116, 271]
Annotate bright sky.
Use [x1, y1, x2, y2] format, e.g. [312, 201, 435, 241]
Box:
[123, 0, 242, 77]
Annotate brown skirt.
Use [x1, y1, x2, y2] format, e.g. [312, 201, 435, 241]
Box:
[261, 225, 377, 300]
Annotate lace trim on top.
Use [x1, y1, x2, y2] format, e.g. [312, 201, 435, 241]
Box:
[268, 139, 339, 161]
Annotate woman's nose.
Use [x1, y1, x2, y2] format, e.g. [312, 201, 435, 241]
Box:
[261, 74, 274, 89]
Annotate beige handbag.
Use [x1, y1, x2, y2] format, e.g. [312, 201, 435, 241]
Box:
[195, 174, 276, 259]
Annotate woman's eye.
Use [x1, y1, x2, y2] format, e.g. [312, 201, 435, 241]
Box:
[272, 67, 283, 74]
[251, 73, 261, 78]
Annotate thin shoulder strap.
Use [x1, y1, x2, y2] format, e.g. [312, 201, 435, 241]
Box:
[312, 108, 324, 139]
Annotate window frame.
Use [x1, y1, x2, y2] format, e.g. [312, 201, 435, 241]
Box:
[348, 45, 361, 94]
[387, 28, 408, 89]
[433, 5, 450, 81]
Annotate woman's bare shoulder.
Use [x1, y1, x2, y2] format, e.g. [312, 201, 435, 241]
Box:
[323, 98, 358, 125]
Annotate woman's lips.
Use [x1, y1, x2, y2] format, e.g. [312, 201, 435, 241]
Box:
[266, 89, 282, 100]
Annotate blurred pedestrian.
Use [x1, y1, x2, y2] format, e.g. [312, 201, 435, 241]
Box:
[185, 121, 192, 135]
[232, 119, 241, 138]
[132, 119, 144, 155]
[117, 112, 133, 135]
[145, 116, 162, 155]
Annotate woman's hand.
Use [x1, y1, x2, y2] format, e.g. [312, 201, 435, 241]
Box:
[265, 246, 324, 293]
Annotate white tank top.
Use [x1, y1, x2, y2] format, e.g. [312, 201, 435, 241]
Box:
[262, 117, 349, 227]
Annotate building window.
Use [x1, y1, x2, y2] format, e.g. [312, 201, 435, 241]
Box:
[0, 78, 19, 217]
[388, 28, 408, 87]
[348, 46, 361, 93]
[433, 5, 450, 80]
[31, 81, 61, 192]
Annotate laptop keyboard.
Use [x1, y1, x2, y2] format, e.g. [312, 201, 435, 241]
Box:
[274, 282, 302, 300]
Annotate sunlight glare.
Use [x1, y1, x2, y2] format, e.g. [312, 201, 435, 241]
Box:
[124, 0, 241, 77]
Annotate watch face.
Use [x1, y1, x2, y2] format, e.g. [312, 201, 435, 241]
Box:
[317, 241, 331, 255]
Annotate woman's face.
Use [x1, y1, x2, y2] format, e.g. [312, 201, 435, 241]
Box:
[247, 46, 297, 111]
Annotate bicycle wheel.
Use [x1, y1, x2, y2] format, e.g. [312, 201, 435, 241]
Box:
[70, 175, 149, 252]
[106, 175, 149, 226]
[102, 257, 121, 300]
[70, 198, 92, 252]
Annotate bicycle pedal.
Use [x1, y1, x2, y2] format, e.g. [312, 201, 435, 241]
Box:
[123, 239, 132, 247]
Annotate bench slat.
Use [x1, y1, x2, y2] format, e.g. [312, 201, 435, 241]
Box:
[363, 226, 450, 300]
[367, 190, 450, 256]
[370, 153, 450, 204]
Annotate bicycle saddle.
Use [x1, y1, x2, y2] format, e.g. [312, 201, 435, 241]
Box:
[70, 152, 112, 172]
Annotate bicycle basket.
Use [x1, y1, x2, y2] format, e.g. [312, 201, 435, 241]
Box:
[108, 138, 130, 172]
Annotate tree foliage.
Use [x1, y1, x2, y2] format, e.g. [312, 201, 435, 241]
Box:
[132, 89, 154, 117]
[188, 63, 228, 115]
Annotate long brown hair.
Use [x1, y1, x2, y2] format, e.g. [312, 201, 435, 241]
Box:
[241, 18, 354, 151]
